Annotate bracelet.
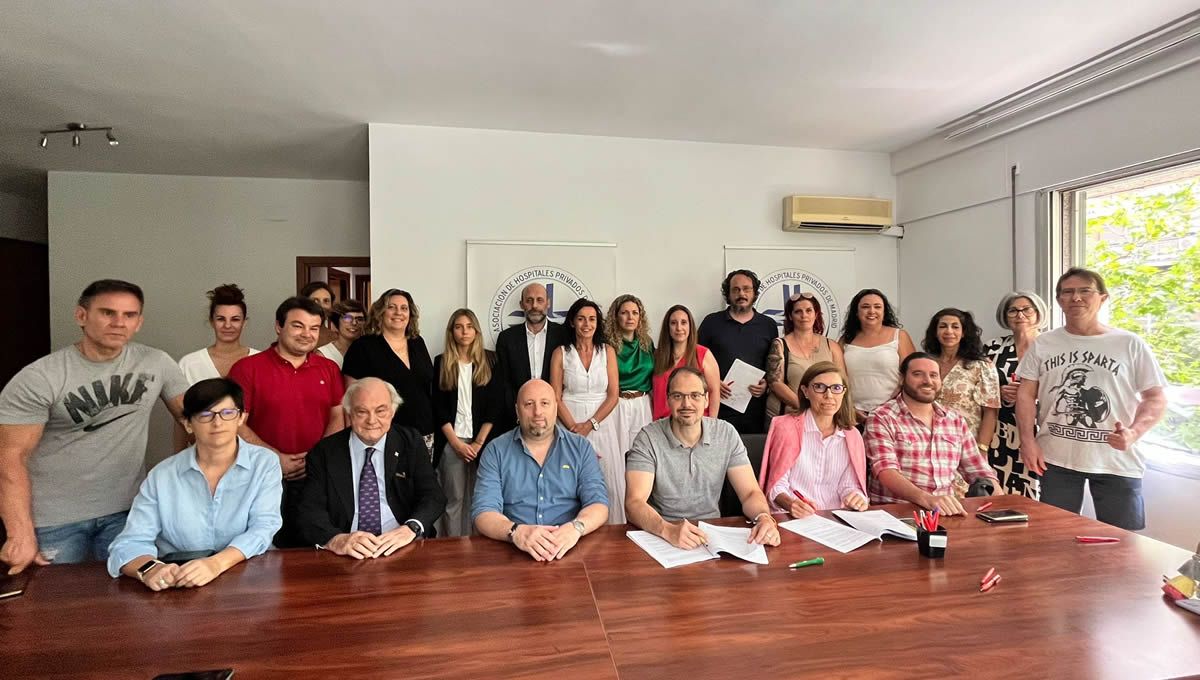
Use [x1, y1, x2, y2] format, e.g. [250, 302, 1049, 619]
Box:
[977, 442, 989, 453]
[752, 512, 773, 525]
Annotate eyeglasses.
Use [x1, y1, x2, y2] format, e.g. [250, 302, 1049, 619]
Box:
[1058, 287, 1099, 299]
[807, 382, 845, 394]
[1005, 306, 1037, 317]
[789, 292, 816, 302]
[193, 408, 242, 423]
[668, 391, 707, 403]
[340, 314, 366, 324]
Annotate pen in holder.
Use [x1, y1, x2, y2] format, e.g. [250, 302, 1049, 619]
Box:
[917, 525, 948, 558]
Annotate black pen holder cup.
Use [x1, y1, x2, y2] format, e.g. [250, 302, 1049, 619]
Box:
[917, 525, 948, 558]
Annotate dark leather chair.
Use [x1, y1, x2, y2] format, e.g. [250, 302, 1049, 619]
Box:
[719, 433, 766, 517]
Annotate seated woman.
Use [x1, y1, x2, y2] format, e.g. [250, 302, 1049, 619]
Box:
[106, 378, 282, 591]
[758, 361, 868, 518]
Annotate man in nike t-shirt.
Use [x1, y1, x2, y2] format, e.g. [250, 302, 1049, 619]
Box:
[0, 279, 188, 572]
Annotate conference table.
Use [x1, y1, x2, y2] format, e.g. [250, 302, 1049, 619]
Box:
[3, 496, 1198, 679]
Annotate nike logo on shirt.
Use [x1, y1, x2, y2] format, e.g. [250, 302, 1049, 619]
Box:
[82, 411, 137, 432]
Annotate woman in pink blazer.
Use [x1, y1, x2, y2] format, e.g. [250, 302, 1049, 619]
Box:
[758, 361, 869, 518]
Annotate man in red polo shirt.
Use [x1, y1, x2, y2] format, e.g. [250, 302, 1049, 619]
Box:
[229, 296, 345, 547]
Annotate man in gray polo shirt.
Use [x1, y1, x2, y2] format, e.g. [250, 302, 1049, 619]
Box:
[625, 367, 780, 550]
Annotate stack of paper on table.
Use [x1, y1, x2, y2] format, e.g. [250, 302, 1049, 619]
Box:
[627, 522, 769, 569]
[780, 511, 916, 553]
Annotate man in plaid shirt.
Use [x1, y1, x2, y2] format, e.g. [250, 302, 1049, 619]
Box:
[865, 353, 1001, 515]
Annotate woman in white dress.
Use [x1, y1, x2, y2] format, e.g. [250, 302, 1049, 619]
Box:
[550, 298, 623, 524]
[176, 284, 258, 449]
[316, 299, 366, 368]
[839, 288, 915, 422]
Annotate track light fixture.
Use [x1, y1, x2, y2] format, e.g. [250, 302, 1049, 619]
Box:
[39, 122, 119, 149]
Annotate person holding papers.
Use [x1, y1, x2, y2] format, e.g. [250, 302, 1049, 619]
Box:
[698, 270, 778, 434]
[864, 353, 1002, 515]
[625, 367, 781, 549]
[471, 380, 608, 561]
[759, 362, 868, 517]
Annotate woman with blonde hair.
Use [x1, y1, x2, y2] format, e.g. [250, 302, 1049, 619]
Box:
[605, 294, 655, 460]
[758, 361, 868, 518]
[432, 308, 502, 536]
[649, 305, 721, 420]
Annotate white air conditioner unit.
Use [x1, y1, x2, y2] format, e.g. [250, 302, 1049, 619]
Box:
[783, 195, 893, 233]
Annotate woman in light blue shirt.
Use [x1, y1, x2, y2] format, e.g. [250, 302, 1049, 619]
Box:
[107, 378, 282, 590]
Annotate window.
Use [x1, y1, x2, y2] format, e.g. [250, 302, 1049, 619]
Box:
[1056, 161, 1200, 469]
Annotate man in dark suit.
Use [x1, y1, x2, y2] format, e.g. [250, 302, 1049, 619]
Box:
[495, 283, 569, 430]
[296, 377, 446, 559]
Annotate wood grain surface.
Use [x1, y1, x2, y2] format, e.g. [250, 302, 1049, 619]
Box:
[2, 497, 1196, 679]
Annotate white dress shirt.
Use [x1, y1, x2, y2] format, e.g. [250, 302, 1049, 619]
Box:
[526, 323, 548, 379]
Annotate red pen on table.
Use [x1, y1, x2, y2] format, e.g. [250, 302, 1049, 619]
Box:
[980, 574, 1002, 592]
[977, 502, 994, 512]
[981, 567, 996, 584]
[1075, 536, 1121, 544]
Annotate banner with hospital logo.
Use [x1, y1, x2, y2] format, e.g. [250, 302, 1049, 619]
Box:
[466, 240, 617, 346]
[723, 246, 856, 339]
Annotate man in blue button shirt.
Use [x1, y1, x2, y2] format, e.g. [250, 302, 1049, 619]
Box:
[472, 380, 608, 561]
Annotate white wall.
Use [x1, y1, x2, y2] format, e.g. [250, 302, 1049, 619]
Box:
[48, 172, 369, 462]
[368, 124, 898, 356]
[893, 54, 1200, 549]
[892, 56, 1200, 340]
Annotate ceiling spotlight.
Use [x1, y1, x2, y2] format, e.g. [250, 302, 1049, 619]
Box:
[38, 122, 120, 149]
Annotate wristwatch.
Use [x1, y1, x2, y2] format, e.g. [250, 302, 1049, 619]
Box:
[571, 519, 586, 535]
[136, 559, 163, 582]
[404, 519, 423, 537]
[508, 522, 522, 542]
[589, 417, 600, 430]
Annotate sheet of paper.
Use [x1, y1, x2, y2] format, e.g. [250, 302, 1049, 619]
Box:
[722, 359, 767, 414]
[780, 514, 878, 553]
[697, 521, 769, 565]
[832, 509, 918, 541]
[626, 530, 716, 569]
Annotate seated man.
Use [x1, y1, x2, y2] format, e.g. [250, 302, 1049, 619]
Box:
[865, 353, 1002, 515]
[471, 380, 608, 561]
[296, 377, 446, 559]
[625, 367, 781, 549]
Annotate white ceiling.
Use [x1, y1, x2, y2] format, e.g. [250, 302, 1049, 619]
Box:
[0, 0, 1195, 195]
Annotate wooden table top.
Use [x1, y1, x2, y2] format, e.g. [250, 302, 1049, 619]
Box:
[2, 496, 1197, 679]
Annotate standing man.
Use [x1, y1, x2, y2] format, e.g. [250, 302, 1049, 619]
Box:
[495, 283, 569, 431]
[698, 270, 778, 434]
[296, 378, 445, 558]
[865, 353, 1002, 515]
[471, 380, 608, 561]
[625, 367, 781, 549]
[0, 279, 189, 572]
[1017, 267, 1166, 530]
[228, 296, 345, 547]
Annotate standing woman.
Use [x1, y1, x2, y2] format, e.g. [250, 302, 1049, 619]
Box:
[343, 289, 436, 456]
[765, 292, 847, 424]
[316, 299, 366, 369]
[550, 299, 623, 523]
[839, 289, 915, 420]
[985, 292, 1049, 498]
[432, 309, 502, 537]
[922, 308, 1001, 451]
[649, 305, 722, 420]
[605, 295, 654, 460]
[178, 284, 259, 384]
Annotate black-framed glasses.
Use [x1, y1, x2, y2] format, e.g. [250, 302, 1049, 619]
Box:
[668, 391, 707, 402]
[807, 382, 845, 394]
[340, 314, 366, 324]
[1006, 306, 1037, 317]
[193, 408, 242, 423]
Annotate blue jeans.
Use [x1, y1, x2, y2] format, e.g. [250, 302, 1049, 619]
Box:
[1041, 464, 1145, 531]
[34, 511, 129, 564]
